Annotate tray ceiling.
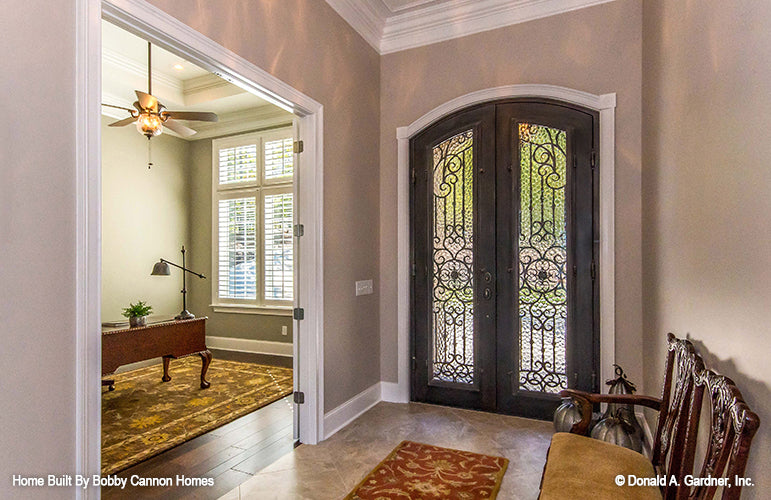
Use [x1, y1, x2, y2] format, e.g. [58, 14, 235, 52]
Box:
[325, 0, 617, 54]
[101, 21, 292, 140]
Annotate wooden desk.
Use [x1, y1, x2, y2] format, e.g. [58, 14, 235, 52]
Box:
[102, 317, 212, 390]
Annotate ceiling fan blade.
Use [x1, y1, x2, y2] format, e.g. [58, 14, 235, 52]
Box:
[135, 90, 159, 111]
[163, 119, 197, 138]
[108, 116, 137, 127]
[101, 103, 135, 113]
[164, 111, 219, 122]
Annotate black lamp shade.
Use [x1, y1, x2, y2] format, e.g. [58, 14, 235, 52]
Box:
[151, 260, 171, 276]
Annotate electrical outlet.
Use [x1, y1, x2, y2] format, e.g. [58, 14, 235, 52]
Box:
[355, 279, 374, 296]
[281, 326, 288, 336]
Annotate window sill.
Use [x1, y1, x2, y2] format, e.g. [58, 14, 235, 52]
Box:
[210, 304, 293, 316]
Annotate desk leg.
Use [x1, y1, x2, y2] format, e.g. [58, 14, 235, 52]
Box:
[199, 350, 212, 389]
[162, 356, 172, 382]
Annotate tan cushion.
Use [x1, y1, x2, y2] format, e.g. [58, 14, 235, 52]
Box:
[539, 432, 662, 500]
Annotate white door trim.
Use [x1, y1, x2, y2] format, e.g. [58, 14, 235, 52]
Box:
[75, 0, 326, 488]
[75, 0, 103, 492]
[390, 84, 615, 403]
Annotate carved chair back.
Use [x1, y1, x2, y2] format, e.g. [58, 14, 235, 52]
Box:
[651, 334, 760, 500]
[651, 334, 706, 499]
[689, 369, 760, 500]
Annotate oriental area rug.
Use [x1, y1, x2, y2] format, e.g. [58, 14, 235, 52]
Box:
[101, 357, 292, 475]
[345, 441, 509, 500]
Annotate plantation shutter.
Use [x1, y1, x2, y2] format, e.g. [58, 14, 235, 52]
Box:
[218, 197, 257, 299]
[264, 137, 293, 180]
[264, 192, 293, 301]
[219, 143, 258, 184]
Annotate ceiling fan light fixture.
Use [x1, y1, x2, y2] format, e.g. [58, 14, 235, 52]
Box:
[136, 112, 163, 137]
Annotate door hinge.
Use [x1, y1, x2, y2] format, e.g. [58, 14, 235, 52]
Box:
[411, 263, 417, 277]
[573, 154, 577, 169]
[293, 140, 304, 154]
[590, 260, 596, 280]
[590, 150, 597, 169]
[572, 265, 577, 277]
[294, 224, 304, 237]
[411, 357, 417, 371]
[411, 168, 416, 184]
[591, 372, 597, 389]
[293, 307, 305, 320]
[293, 391, 305, 404]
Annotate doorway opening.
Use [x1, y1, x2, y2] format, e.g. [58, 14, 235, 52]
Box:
[75, 0, 325, 485]
[410, 99, 599, 419]
[99, 17, 299, 485]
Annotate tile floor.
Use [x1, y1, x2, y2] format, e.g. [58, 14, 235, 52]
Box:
[219, 401, 553, 499]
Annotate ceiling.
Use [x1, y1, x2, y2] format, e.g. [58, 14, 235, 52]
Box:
[101, 21, 292, 140]
[325, 0, 617, 54]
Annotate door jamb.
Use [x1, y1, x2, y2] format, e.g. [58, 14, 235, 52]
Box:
[75, 0, 325, 489]
[391, 85, 615, 404]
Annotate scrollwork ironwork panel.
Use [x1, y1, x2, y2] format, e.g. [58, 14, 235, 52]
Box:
[431, 130, 475, 384]
[518, 123, 568, 393]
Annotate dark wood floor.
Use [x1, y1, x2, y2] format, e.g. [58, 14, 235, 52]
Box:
[102, 350, 294, 500]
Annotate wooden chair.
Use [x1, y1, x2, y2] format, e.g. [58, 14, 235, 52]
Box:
[538, 334, 760, 500]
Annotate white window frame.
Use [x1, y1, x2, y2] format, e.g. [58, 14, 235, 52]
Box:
[211, 128, 294, 315]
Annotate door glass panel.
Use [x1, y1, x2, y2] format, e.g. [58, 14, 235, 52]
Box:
[518, 123, 568, 393]
[431, 130, 475, 384]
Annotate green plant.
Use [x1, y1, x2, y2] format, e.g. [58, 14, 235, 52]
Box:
[122, 301, 153, 318]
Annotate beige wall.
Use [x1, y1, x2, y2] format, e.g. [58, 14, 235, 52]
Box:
[379, 0, 644, 385]
[101, 116, 191, 321]
[187, 136, 293, 343]
[148, 0, 382, 410]
[642, 0, 771, 492]
[0, 0, 78, 493]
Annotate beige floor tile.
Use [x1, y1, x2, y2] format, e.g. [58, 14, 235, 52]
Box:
[237, 467, 347, 500]
[217, 487, 240, 500]
[220, 401, 552, 500]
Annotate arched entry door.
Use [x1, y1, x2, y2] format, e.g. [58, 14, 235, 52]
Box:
[410, 99, 599, 419]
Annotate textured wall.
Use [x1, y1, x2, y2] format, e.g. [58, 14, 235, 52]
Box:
[379, 0, 644, 386]
[642, 0, 771, 494]
[101, 116, 191, 321]
[0, 0, 78, 495]
[148, 0, 381, 410]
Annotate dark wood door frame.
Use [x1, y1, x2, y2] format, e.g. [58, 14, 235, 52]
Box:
[410, 98, 600, 419]
[410, 104, 497, 411]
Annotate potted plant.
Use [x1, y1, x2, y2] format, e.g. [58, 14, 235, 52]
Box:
[122, 301, 153, 328]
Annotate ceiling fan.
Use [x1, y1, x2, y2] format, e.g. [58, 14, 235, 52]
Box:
[102, 42, 218, 139]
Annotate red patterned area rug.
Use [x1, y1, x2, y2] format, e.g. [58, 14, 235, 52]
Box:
[345, 441, 509, 499]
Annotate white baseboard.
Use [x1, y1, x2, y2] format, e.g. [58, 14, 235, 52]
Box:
[206, 336, 293, 357]
[324, 382, 383, 439]
[380, 381, 409, 403]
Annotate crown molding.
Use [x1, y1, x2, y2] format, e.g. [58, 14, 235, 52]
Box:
[102, 46, 182, 91]
[185, 105, 292, 141]
[325, 0, 617, 55]
[324, 0, 387, 52]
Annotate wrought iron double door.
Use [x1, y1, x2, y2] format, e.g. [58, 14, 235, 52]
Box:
[410, 100, 598, 419]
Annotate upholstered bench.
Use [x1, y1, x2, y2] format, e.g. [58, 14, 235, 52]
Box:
[539, 334, 760, 500]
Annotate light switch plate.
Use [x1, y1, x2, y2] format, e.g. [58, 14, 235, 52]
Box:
[355, 279, 374, 296]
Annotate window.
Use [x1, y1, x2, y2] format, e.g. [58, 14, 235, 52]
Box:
[212, 129, 294, 312]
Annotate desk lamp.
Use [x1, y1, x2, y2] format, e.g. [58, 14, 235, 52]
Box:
[151, 245, 206, 320]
